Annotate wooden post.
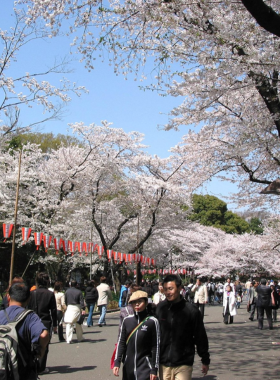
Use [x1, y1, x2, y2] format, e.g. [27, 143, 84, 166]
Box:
[9, 150, 22, 285]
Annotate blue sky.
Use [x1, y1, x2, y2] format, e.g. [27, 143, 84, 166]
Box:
[2, 3, 238, 207]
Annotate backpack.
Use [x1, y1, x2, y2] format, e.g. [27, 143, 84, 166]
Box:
[0, 309, 33, 380]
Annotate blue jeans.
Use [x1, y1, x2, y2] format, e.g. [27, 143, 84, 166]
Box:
[87, 303, 95, 326]
[98, 305, 107, 325]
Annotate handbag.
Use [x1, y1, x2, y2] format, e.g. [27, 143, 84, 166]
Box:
[77, 313, 85, 325]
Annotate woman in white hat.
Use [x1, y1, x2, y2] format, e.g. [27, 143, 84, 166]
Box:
[113, 290, 160, 380]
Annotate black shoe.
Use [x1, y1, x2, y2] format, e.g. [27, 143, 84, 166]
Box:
[98, 324, 103, 327]
[249, 317, 253, 321]
[59, 338, 66, 342]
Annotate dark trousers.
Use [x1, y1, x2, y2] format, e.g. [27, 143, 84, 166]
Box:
[257, 306, 272, 329]
[196, 302, 205, 320]
[250, 302, 257, 320]
[57, 310, 64, 340]
[272, 308, 277, 321]
[224, 301, 233, 324]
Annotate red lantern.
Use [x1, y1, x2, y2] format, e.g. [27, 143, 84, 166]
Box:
[21, 227, 31, 244]
[3, 223, 14, 242]
[53, 237, 60, 255]
[107, 249, 112, 261]
[34, 232, 43, 250]
[74, 241, 81, 252]
[117, 252, 124, 263]
[43, 234, 52, 252]
[59, 239, 65, 252]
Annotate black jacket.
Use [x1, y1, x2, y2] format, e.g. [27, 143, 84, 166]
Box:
[156, 297, 210, 367]
[28, 287, 57, 329]
[85, 286, 98, 304]
[256, 285, 272, 307]
[65, 287, 85, 309]
[114, 310, 160, 380]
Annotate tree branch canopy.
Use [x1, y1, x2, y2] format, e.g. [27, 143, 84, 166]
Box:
[241, 0, 280, 37]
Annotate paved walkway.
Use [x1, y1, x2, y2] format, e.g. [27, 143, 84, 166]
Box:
[43, 301, 280, 380]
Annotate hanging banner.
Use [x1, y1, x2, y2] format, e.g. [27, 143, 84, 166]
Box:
[43, 234, 52, 252]
[117, 252, 124, 263]
[151, 259, 156, 267]
[3, 223, 14, 242]
[21, 227, 32, 244]
[135, 254, 142, 263]
[33, 232, 43, 250]
[146, 258, 151, 267]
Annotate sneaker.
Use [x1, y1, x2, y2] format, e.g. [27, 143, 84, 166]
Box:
[39, 368, 50, 375]
[59, 338, 66, 342]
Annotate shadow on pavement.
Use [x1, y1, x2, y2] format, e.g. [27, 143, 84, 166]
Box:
[49, 365, 97, 374]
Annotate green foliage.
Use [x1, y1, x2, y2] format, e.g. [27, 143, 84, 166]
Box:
[6, 132, 82, 153]
[189, 194, 251, 234]
[248, 217, 264, 235]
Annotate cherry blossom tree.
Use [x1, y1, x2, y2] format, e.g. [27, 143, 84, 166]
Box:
[19, 0, 280, 210]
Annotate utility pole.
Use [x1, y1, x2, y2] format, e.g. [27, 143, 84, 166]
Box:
[9, 150, 22, 285]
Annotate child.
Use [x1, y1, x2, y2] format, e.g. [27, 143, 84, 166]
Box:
[236, 295, 241, 309]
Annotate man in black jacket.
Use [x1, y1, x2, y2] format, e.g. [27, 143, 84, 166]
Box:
[28, 272, 57, 374]
[156, 274, 210, 380]
[256, 278, 273, 330]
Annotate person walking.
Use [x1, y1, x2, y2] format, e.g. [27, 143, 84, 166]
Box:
[64, 281, 85, 343]
[256, 278, 273, 330]
[153, 282, 166, 305]
[85, 280, 98, 327]
[97, 276, 112, 327]
[157, 274, 210, 380]
[223, 285, 237, 324]
[0, 283, 49, 380]
[28, 272, 57, 375]
[113, 290, 160, 380]
[191, 278, 208, 320]
[248, 281, 258, 321]
[54, 281, 66, 342]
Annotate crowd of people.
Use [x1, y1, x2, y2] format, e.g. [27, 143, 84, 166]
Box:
[0, 274, 279, 380]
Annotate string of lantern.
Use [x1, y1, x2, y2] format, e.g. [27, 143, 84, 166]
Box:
[2, 224, 157, 267]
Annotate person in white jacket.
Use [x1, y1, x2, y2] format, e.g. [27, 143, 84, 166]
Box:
[191, 279, 208, 320]
[153, 282, 166, 305]
[223, 285, 237, 324]
[97, 276, 112, 327]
